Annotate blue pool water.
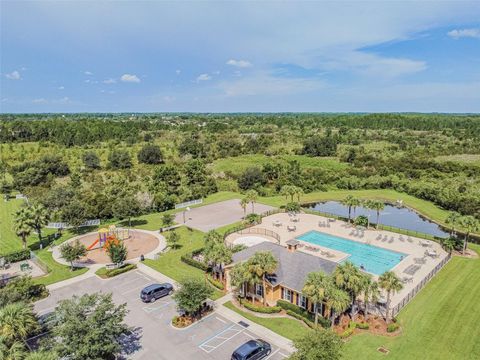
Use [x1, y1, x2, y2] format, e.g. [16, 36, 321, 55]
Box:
[296, 231, 406, 275]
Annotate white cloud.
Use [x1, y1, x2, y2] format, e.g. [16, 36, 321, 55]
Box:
[5, 70, 21, 80]
[103, 78, 116, 84]
[447, 28, 480, 39]
[226, 59, 253, 68]
[219, 71, 325, 97]
[32, 98, 47, 104]
[58, 86, 65, 90]
[84, 71, 93, 75]
[196, 73, 211, 82]
[176, 69, 181, 75]
[163, 96, 176, 103]
[120, 74, 141, 83]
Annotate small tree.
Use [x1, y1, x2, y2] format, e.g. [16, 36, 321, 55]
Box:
[167, 231, 180, 250]
[137, 144, 164, 164]
[50, 293, 129, 360]
[239, 198, 248, 217]
[112, 195, 141, 227]
[248, 251, 278, 306]
[105, 241, 128, 265]
[82, 151, 101, 170]
[161, 213, 175, 228]
[60, 240, 87, 270]
[289, 328, 343, 360]
[0, 302, 40, 347]
[29, 204, 50, 248]
[173, 278, 213, 321]
[245, 189, 259, 213]
[108, 149, 132, 169]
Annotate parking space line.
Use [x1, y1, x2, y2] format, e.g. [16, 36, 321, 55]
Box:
[265, 348, 280, 359]
[121, 284, 148, 295]
[142, 301, 172, 313]
[278, 352, 289, 358]
[115, 276, 146, 289]
[198, 323, 246, 353]
[135, 271, 156, 282]
[216, 316, 227, 324]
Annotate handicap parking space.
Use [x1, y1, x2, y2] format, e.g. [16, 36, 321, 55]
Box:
[34, 270, 291, 359]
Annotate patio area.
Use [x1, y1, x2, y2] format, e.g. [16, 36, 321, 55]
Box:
[225, 212, 449, 311]
[0, 259, 47, 282]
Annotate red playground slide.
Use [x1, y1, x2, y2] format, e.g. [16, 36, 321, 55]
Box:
[87, 239, 99, 251]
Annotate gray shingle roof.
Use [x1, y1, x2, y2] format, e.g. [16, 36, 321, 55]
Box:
[231, 242, 338, 293]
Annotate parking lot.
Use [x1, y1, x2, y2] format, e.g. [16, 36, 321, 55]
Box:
[34, 270, 290, 359]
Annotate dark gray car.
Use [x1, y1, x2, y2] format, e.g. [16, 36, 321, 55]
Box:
[231, 339, 272, 360]
[140, 283, 173, 303]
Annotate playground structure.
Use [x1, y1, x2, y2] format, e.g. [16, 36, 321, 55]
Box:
[87, 225, 131, 251]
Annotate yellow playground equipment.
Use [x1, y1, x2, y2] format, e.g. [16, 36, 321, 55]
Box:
[87, 225, 131, 251]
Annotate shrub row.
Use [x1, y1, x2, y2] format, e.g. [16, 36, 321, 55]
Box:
[99, 264, 137, 278]
[180, 248, 209, 272]
[355, 321, 369, 330]
[0, 249, 31, 263]
[238, 298, 281, 313]
[286, 310, 315, 328]
[277, 300, 331, 328]
[206, 275, 224, 290]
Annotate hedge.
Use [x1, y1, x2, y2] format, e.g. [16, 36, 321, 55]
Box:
[180, 248, 210, 272]
[0, 249, 31, 263]
[206, 275, 224, 290]
[96, 264, 137, 278]
[355, 321, 369, 330]
[277, 299, 331, 328]
[340, 321, 357, 339]
[238, 298, 281, 314]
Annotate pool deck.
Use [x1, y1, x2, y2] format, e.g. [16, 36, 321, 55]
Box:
[226, 212, 448, 311]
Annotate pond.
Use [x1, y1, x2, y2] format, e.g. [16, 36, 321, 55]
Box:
[304, 201, 450, 238]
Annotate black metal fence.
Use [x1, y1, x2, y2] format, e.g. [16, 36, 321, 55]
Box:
[390, 253, 451, 317]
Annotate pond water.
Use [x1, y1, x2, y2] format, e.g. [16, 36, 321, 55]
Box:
[304, 201, 449, 238]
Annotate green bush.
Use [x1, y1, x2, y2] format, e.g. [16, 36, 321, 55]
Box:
[96, 264, 137, 278]
[277, 299, 331, 328]
[239, 298, 281, 313]
[286, 310, 316, 328]
[206, 275, 224, 290]
[180, 248, 210, 271]
[1, 249, 31, 262]
[355, 321, 369, 330]
[387, 322, 400, 333]
[0, 276, 49, 307]
[340, 321, 357, 338]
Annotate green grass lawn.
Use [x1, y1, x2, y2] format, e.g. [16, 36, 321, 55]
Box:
[0, 197, 24, 253]
[343, 244, 480, 360]
[143, 226, 223, 300]
[33, 249, 88, 286]
[210, 154, 347, 176]
[223, 301, 311, 340]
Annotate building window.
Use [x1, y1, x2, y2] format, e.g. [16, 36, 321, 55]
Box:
[283, 288, 292, 302]
[256, 284, 263, 297]
[299, 295, 307, 309]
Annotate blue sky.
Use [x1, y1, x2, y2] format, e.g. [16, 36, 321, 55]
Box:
[1, 1, 479, 113]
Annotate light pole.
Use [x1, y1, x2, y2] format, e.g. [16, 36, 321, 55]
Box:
[183, 206, 191, 223]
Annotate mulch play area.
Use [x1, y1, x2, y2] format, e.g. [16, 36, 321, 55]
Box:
[76, 230, 159, 264]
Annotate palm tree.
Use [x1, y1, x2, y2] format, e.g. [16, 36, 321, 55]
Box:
[230, 262, 254, 300]
[204, 230, 223, 249]
[460, 216, 478, 255]
[204, 243, 232, 282]
[245, 189, 259, 213]
[324, 286, 350, 328]
[333, 262, 364, 316]
[361, 276, 379, 321]
[0, 339, 26, 360]
[280, 185, 295, 201]
[0, 302, 40, 346]
[445, 212, 461, 237]
[440, 237, 456, 254]
[378, 271, 403, 323]
[248, 251, 278, 306]
[13, 208, 33, 250]
[240, 198, 248, 218]
[29, 204, 50, 248]
[341, 195, 356, 223]
[351, 197, 361, 219]
[302, 271, 331, 328]
[369, 200, 385, 228]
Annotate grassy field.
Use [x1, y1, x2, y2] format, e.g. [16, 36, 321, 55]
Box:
[143, 226, 223, 300]
[223, 301, 311, 340]
[0, 197, 24, 253]
[343, 244, 480, 360]
[435, 154, 480, 166]
[210, 154, 348, 176]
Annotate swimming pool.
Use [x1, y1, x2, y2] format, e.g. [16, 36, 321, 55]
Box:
[296, 231, 406, 275]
